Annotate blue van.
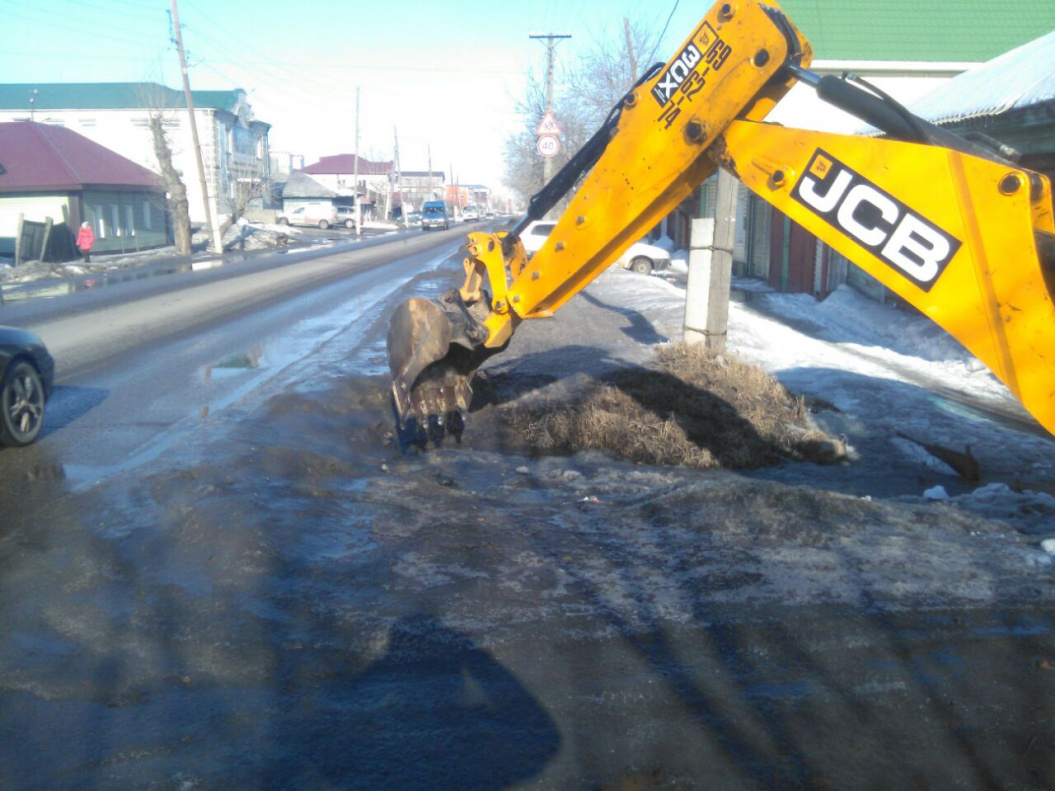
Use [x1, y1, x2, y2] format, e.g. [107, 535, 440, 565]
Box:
[421, 201, 449, 231]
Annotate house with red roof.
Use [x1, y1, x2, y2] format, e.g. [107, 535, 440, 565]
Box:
[297, 154, 446, 218]
[0, 121, 169, 259]
[0, 83, 271, 228]
[298, 154, 395, 219]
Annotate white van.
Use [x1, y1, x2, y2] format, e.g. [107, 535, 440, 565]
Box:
[277, 203, 338, 229]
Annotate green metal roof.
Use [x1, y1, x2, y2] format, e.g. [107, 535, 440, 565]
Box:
[778, 0, 1055, 62]
[0, 82, 243, 113]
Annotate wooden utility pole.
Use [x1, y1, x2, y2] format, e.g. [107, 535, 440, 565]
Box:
[623, 19, 638, 82]
[684, 169, 738, 351]
[353, 86, 361, 235]
[530, 32, 571, 183]
[171, 0, 222, 255]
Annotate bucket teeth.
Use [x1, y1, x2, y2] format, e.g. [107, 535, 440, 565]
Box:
[386, 290, 490, 429]
[405, 379, 473, 427]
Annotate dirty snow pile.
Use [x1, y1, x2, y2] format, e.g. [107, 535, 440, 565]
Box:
[590, 266, 1055, 548]
[219, 218, 299, 251]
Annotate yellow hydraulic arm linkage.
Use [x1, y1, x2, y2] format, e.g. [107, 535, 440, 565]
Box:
[386, 0, 1055, 437]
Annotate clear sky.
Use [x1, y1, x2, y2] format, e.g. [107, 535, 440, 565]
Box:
[0, 0, 699, 194]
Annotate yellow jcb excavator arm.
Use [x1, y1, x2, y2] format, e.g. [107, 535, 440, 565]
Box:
[386, 0, 1055, 437]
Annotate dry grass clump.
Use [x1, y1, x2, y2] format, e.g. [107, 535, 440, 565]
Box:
[504, 342, 843, 469]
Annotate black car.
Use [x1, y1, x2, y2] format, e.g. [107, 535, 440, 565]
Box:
[0, 326, 54, 447]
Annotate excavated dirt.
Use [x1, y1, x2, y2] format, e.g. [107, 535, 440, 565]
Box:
[492, 341, 846, 469]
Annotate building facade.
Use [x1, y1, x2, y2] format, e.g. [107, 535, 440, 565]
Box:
[399, 170, 447, 214]
[0, 83, 271, 228]
[300, 155, 393, 218]
[300, 156, 448, 219]
[0, 121, 169, 259]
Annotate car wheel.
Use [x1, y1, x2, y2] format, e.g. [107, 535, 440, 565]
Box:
[345, 219, 354, 229]
[319, 220, 330, 230]
[0, 360, 46, 447]
[630, 257, 653, 275]
[277, 217, 289, 225]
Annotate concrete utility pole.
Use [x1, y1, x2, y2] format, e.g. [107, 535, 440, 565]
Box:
[529, 32, 571, 183]
[393, 126, 404, 227]
[684, 168, 738, 351]
[171, 0, 222, 255]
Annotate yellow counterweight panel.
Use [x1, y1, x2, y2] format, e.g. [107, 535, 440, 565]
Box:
[505, 0, 811, 324]
[720, 119, 1055, 435]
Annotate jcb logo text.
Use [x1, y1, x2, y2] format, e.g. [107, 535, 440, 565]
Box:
[792, 151, 960, 290]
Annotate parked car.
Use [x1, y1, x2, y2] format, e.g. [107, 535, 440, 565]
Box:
[406, 211, 422, 227]
[335, 206, 358, 229]
[277, 204, 337, 229]
[519, 221, 671, 274]
[0, 326, 54, 447]
[614, 238, 672, 275]
[421, 201, 449, 231]
[520, 220, 557, 256]
[461, 205, 480, 222]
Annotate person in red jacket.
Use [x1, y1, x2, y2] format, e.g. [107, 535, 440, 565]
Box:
[76, 221, 95, 263]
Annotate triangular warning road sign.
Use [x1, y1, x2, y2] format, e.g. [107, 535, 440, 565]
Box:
[536, 111, 562, 136]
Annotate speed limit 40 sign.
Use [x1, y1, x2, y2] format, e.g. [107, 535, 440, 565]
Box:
[536, 134, 560, 158]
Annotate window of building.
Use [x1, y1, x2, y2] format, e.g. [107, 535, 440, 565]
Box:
[111, 206, 121, 237]
[142, 201, 152, 230]
[126, 205, 136, 236]
[93, 206, 105, 238]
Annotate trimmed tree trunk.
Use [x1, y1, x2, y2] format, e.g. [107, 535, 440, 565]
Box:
[149, 115, 192, 255]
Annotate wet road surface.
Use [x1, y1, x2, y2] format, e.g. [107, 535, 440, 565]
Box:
[0, 225, 469, 492]
[0, 253, 1053, 789]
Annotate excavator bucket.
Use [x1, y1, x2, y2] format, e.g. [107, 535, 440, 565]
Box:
[386, 290, 493, 426]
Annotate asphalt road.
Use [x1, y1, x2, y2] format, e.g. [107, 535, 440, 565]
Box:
[0, 223, 473, 493]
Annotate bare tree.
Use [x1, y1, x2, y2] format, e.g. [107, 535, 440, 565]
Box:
[216, 170, 268, 238]
[565, 19, 660, 129]
[148, 114, 192, 255]
[503, 68, 589, 213]
[503, 17, 662, 210]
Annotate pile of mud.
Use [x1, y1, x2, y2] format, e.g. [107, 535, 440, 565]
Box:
[492, 342, 848, 469]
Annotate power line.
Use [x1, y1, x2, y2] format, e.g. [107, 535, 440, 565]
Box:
[58, 0, 160, 22]
[0, 0, 160, 50]
[647, 0, 682, 64]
